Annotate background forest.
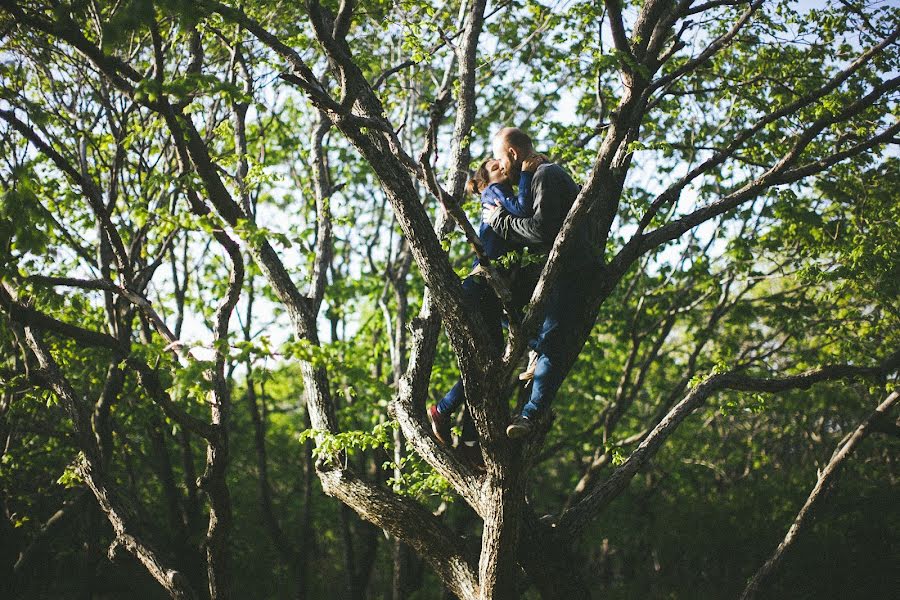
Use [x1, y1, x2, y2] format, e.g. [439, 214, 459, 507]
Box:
[1, 0, 898, 599]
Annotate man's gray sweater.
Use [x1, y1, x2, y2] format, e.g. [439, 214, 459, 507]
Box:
[488, 163, 594, 271]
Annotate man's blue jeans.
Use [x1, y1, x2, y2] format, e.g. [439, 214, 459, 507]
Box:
[520, 265, 592, 419]
[438, 262, 594, 429]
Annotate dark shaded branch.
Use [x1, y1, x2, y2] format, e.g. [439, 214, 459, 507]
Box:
[13, 492, 90, 574]
[557, 351, 900, 538]
[740, 389, 900, 599]
[332, 0, 355, 42]
[0, 284, 124, 353]
[25, 275, 185, 356]
[20, 324, 196, 599]
[127, 358, 218, 440]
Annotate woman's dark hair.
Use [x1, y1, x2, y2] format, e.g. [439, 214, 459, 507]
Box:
[466, 159, 492, 196]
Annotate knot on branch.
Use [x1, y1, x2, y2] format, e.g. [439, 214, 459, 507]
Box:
[167, 568, 187, 589]
[314, 450, 345, 473]
[107, 538, 124, 561]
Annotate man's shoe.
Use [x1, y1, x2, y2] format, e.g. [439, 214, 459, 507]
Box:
[428, 405, 452, 445]
[506, 414, 534, 439]
[518, 350, 539, 381]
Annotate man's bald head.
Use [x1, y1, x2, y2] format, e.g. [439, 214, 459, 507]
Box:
[492, 127, 535, 180]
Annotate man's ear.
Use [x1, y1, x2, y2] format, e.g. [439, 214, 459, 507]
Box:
[508, 147, 519, 162]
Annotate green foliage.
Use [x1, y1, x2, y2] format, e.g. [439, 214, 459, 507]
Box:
[299, 421, 395, 461]
[387, 450, 455, 503]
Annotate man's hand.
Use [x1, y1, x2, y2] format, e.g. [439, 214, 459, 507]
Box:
[522, 153, 549, 173]
[486, 204, 505, 227]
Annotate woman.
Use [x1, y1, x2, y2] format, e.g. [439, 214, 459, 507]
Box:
[428, 154, 546, 457]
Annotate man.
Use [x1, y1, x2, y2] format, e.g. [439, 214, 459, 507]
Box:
[487, 127, 595, 438]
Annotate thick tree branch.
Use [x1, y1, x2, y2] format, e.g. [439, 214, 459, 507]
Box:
[685, 0, 747, 17]
[332, 0, 355, 42]
[605, 0, 634, 63]
[318, 468, 480, 600]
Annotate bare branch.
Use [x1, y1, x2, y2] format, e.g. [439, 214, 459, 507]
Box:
[0, 108, 133, 280]
[740, 390, 900, 599]
[308, 112, 335, 313]
[372, 59, 415, 90]
[636, 26, 900, 236]
[202, 216, 244, 599]
[649, 0, 764, 93]
[685, 0, 750, 17]
[25, 275, 190, 360]
[638, 116, 900, 256]
[199, 0, 340, 113]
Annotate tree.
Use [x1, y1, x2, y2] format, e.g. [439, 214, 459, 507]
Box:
[1, 1, 897, 598]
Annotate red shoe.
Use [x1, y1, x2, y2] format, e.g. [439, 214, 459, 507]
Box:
[428, 405, 452, 446]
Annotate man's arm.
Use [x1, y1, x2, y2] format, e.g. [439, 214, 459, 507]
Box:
[488, 165, 560, 246]
[496, 171, 535, 217]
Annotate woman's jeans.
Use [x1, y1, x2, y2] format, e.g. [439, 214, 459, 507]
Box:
[437, 274, 503, 414]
